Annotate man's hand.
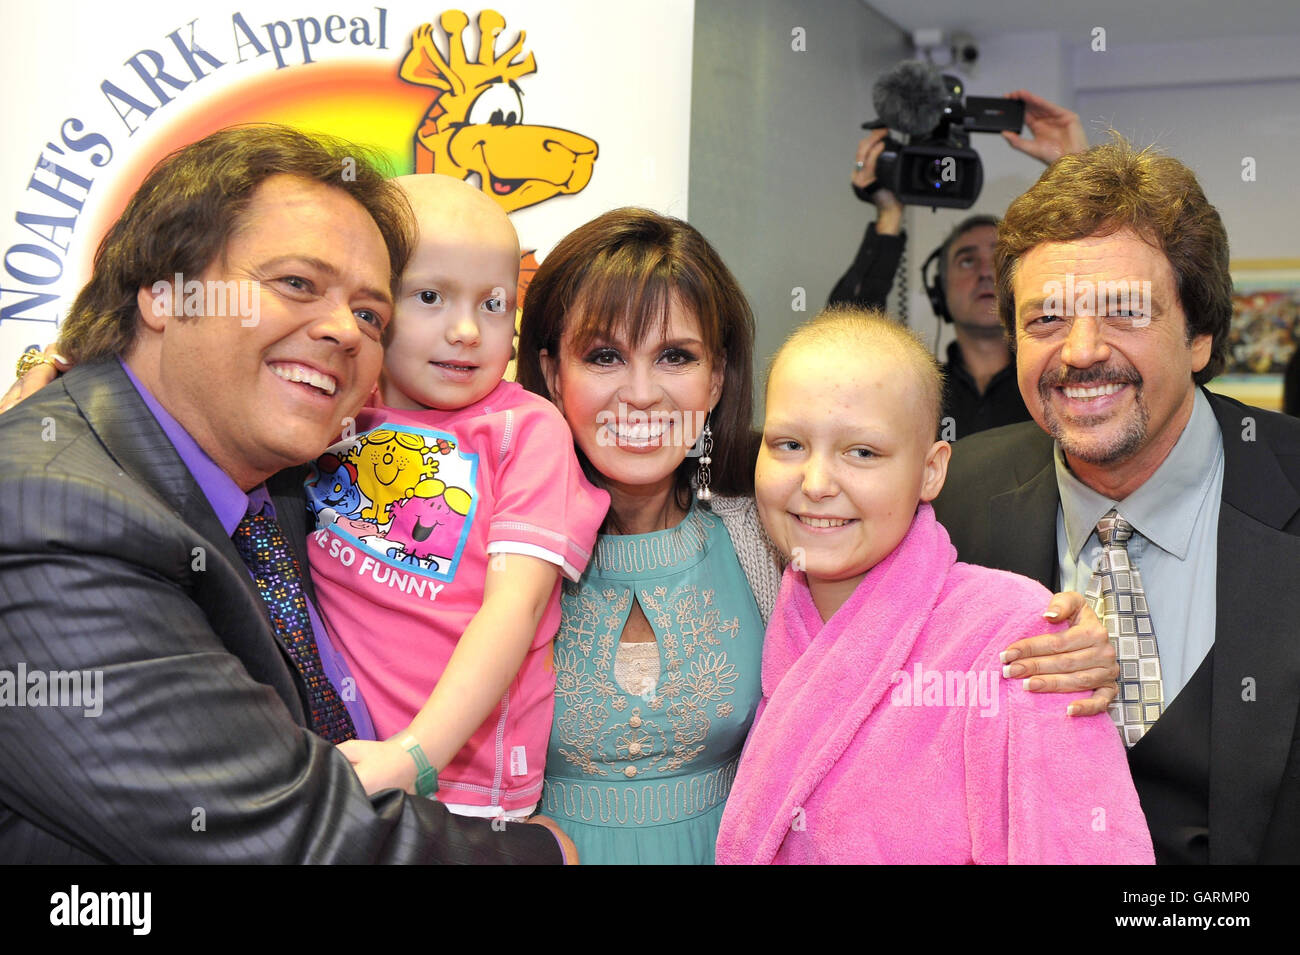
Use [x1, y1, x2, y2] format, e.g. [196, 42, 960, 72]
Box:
[528, 814, 579, 865]
[337, 737, 418, 796]
[852, 129, 902, 233]
[1001, 590, 1118, 716]
[1001, 89, 1088, 164]
[1, 345, 68, 414]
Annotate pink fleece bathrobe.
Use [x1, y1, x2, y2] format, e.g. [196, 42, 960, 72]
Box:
[715, 505, 1153, 865]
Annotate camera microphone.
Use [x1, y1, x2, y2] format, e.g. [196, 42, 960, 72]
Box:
[869, 60, 949, 137]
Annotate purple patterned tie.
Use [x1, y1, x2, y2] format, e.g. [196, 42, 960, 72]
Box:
[233, 507, 355, 744]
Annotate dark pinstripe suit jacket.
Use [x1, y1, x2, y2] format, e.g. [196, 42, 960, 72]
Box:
[0, 360, 559, 863]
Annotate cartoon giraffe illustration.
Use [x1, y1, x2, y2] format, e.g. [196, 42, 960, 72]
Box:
[399, 9, 599, 215]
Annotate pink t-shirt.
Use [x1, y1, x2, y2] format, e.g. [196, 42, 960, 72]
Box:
[305, 380, 609, 810]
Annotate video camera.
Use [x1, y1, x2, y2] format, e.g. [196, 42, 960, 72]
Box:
[863, 61, 1024, 210]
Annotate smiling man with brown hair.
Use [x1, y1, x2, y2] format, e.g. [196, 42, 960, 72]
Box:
[0, 125, 570, 863]
[935, 137, 1300, 864]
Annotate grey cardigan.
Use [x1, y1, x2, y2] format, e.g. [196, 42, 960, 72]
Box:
[706, 494, 785, 625]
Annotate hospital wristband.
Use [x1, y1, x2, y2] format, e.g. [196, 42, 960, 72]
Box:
[401, 735, 439, 797]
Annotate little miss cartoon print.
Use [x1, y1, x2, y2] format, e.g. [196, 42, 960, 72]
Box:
[306, 425, 477, 582]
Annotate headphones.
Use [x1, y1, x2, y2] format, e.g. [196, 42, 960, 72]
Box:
[922, 215, 1000, 325]
[921, 243, 952, 324]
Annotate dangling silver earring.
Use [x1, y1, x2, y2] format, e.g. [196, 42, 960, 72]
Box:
[695, 415, 714, 502]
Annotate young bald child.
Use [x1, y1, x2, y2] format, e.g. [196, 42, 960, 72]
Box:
[716, 307, 1153, 864]
[305, 174, 608, 817]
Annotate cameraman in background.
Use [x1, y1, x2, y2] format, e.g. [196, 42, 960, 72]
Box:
[829, 89, 1087, 439]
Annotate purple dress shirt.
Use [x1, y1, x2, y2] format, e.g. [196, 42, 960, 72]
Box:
[119, 359, 376, 739]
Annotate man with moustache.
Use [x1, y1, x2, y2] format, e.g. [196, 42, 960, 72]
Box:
[934, 137, 1300, 863]
[0, 125, 570, 863]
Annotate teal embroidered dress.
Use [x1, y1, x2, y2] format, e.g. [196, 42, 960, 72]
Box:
[541, 504, 764, 864]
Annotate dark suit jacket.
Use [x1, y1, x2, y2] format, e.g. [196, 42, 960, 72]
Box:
[0, 360, 560, 863]
[934, 389, 1300, 864]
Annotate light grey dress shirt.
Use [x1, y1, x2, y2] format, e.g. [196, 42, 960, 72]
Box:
[1055, 389, 1225, 703]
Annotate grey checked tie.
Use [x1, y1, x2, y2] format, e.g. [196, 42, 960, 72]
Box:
[1085, 509, 1164, 747]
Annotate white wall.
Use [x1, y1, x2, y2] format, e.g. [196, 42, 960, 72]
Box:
[1072, 35, 1300, 262]
[688, 0, 907, 418]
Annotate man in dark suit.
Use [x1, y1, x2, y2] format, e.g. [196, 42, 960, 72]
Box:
[934, 137, 1300, 864]
[0, 126, 570, 862]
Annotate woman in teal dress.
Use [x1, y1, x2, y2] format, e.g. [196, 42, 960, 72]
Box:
[542, 498, 769, 863]
[516, 208, 782, 864]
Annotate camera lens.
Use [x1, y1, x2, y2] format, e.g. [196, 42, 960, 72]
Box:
[927, 159, 945, 190]
[911, 158, 955, 194]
